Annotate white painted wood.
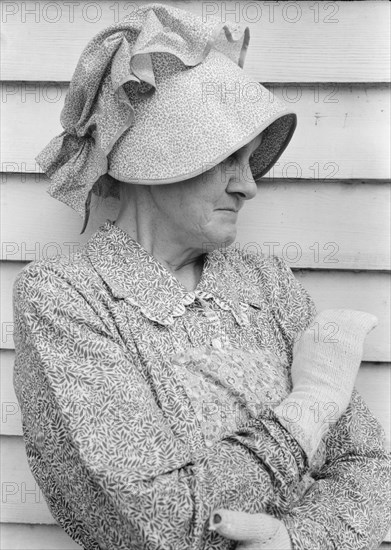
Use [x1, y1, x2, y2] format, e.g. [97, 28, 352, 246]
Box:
[2, 345, 390, 439]
[1, 407, 390, 528]
[296, 270, 391, 363]
[0, 350, 20, 436]
[0, 524, 82, 549]
[2, 84, 390, 179]
[1, 437, 56, 524]
[354, 364, 391, 450]
[2, 262, 390, 360]
[1, 1, 390, 82]
[1, 175, 390, 269]
[1, 523, 390, 549]
[235, 179, 391, 270]
[2, 0, 390, 543]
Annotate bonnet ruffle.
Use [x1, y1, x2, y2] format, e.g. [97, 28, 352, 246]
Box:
[35, 3, 250, 233]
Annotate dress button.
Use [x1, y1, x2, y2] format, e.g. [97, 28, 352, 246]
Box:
[211, 338, 222, 349]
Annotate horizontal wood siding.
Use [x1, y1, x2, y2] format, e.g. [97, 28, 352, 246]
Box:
[2, 346, 389, 440]
[3, 524, 391, 550]
[1, 0, 390, 546]
[2, 262, 390, 360]
[1, 176, 390, 269]
[0, 524, 82, 550]
[2, 84, 390, 179]
[2, 1, 390, 82]
[2, 432, 390, 545]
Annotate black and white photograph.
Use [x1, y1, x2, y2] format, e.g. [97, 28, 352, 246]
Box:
[1, 1, 390, 548]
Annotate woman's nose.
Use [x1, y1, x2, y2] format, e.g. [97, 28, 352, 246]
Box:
[225, 160, 258, 200]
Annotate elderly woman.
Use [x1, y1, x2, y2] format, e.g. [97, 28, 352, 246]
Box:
[13, 3, 390, 550]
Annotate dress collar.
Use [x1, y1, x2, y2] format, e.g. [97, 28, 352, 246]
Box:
[86, 220, 261, 326]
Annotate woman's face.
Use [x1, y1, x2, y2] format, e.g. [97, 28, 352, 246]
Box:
[148, 134, 263, 251]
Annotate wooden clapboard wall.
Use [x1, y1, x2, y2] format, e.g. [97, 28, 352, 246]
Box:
[1, 1, 390, 548]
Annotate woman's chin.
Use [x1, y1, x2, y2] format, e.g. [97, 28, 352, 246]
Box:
[205, 227, 237, 249]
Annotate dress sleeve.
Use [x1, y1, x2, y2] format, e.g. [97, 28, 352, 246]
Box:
[282, 389, 391, 549]
[267, 256, 391, 549]
[266, 256, 317, 348]
[13, 262, 308, 550]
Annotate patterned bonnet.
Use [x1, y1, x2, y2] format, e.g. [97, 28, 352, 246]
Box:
[35, 2, 297, 233]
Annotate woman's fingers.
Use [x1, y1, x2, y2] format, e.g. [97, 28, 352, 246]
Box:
[209, 509, 292, 549]
[209, 509, 268, 540]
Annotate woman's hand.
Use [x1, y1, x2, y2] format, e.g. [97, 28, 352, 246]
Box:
[209, 509, 292, 549]
[274, 309, 377, 463]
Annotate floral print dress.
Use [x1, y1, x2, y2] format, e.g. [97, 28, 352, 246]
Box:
[13, 220, 391, 550]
